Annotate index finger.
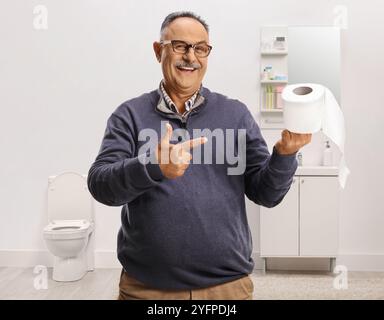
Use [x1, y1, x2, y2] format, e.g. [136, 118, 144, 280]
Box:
[179, 136, 208, 151]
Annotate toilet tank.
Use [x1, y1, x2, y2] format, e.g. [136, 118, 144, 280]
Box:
[47, 172, 94, 222]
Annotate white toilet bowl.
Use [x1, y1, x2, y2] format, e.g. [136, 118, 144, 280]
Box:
[44, 220, 94, 281]
[43, 172, 95, 282]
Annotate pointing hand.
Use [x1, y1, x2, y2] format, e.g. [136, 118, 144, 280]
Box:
[156, 123, 207, 179]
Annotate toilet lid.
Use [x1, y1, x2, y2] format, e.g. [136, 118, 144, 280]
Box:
[47, 172, 93, 222]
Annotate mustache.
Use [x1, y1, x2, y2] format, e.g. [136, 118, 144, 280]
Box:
[175, 61, 201, 69]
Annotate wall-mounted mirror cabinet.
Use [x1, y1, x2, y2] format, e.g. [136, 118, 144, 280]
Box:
[259, 26, 340, 129]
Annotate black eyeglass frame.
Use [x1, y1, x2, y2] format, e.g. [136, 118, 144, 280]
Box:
[160, 40, 213, 57]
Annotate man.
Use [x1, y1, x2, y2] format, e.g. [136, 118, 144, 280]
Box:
[87, 11, 311, 300]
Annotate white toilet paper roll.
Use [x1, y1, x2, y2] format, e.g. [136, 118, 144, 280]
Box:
[282, 83, 350, 188]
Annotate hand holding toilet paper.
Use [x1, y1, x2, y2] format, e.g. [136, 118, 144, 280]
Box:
[275, 129, 312, 155]
[282, 83, 350, 188]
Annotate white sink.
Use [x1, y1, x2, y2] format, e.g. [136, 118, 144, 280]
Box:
[295, 166, 339, 176]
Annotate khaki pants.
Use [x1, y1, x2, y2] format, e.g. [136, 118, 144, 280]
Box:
[118, 269, 254, 300]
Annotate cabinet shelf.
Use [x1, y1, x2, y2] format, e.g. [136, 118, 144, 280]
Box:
[260, 26, 289, 130]
[261, 80, 288, 84]
[260, 108, 283, 113]
[261, 50, 288, 55]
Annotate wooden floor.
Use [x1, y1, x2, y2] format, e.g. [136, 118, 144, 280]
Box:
[0, 267, 121, 300]
[1, 267, 384, 300]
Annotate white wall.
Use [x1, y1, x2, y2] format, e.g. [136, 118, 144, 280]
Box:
[1, 0, 383, 270]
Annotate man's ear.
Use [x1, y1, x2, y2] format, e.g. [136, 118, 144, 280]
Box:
[153, 42, 162, 63]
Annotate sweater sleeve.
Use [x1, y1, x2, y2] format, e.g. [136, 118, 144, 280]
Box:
[87, 110, 164, 206]
[242, 110, 298, 208]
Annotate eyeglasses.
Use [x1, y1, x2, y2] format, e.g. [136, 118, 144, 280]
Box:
[160, 40, 213, 58]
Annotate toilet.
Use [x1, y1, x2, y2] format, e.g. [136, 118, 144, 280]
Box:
[43, 172, 95, 282]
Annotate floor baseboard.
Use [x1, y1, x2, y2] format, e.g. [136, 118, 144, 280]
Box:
[1, 250, 383, 272]
[252, 252, 384, 272]
[0, 250, 121, 268]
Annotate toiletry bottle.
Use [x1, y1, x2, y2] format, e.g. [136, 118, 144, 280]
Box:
[297, 152, 303, 166]
[275, 85, 284, 109]
[323, 140, 333, 166]
[262, 67, 268, 81]
[273, 36, 286, 51]
[264, 65, 272, 80]
[267, 85, 274, 109]
[266, 85, 271, 109]
[271, 86, 274, 109]
[264, 86, 269, 109]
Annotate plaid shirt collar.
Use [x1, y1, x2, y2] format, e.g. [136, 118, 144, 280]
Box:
[159, 80, 200, 115]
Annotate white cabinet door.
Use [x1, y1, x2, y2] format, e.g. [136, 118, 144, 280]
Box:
[260, 177, 299, 256]
[299, 176, 339, 256]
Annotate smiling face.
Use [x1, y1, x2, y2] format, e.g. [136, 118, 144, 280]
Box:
[153, 17, 210, 96]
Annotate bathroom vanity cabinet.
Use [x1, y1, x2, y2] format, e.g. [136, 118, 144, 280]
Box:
[259, 167, 340, 268]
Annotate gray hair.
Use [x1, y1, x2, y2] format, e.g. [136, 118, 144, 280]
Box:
[160, 11, 209, 38]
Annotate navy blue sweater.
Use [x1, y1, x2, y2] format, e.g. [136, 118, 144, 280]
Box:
[87, 87, 297, 290]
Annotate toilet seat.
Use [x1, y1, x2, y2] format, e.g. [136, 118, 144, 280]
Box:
[44, 220, 93, 240]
